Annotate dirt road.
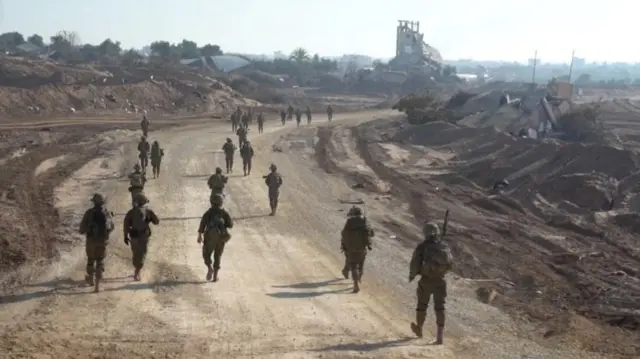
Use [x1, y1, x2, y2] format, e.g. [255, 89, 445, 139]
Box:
[0, 112, 613, 358]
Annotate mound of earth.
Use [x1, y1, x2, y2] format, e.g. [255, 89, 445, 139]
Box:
[0, 55, 261, 118]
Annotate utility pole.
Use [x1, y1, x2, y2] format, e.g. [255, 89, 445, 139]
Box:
[531, 50, 538, 84]
[567, 49, 576, 83]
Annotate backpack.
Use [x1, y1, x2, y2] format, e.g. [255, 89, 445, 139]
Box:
[421, 241, 453, 277]
[130, 172, 144, 187]
[266, 173, 281, 187]
[341, 217, 371, 252]
[129, 207, 150, 237]
[210, 174, 226, 189]
[205, 209, 229, 242]
[88, 207, 113, 238]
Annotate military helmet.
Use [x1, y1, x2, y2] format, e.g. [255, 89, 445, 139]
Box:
[134, 163, 141, 171]
[215, 167, 222, 174]
[226, 138, 232, 143]
[91, 193, 105, 204]
[347, 206, 363, 217]
[210, 193, 224, 206]
[134, 193, 149, 205]
[423, 222, 440, 237]
[245, 141, 250, 145]
[269, 163, 277, 171]
[141, 136, 146, 141]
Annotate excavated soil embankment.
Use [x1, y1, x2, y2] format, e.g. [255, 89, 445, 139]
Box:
[348, 118, 640, 357]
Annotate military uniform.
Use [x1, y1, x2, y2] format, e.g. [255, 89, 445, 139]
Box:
[240, 142, 254, 176]
[123, 194, 160, 281]
[128, 164, 147, 207]
[409, 222, 453, 344]
[305, 107, 312, 124]
[140, 117, 150, 137]
[327, 105, 333, 121]
[78, 193, 114, 292]
[280, 110, 287, 125]
[138, 137, 151, 169]
[295, 110, 302, 126]
[257, 113, 265, 133]
[150, 141, 164, 178]
[208, 168, 228, 198]
[264, 164, 283, 215]
[340, 206, 374, 293]
[236, 126, 248, 148]
[197, 194, 234, 282]
[222, 139, 236, 174]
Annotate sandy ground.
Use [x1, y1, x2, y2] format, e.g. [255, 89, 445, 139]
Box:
[0, 111, 619, 358]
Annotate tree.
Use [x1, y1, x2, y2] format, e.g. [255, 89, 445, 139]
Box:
[27, 34, 45, 47]
[150, 41, 174, 59]
[79, 44, 99, 63]
[98, 38, 122, 59]
[122, 49, 143, 66]
[178, 39, 199, 59]
[200, 44, 222, 57]
[289, 47, 310, 63]
[0, 32, 26, 50]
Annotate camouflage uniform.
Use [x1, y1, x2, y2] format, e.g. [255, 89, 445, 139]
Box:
[242, 112, 250, 128]
[409, 222, 453, 344]
[340, 206, 374, 293]
[295, 109, 302, 126]
[78, 193, 114, 292]
[240, 141, 254, 176]
[264, 164, 283, 215]
[257, 112, 265, 133]
[150, 141, 164, 179]
[287, 105, 294, 120]
[236, 126, 248, 148]
[138, 137, 151, 169]
[327, 105, 333, 121]
[128, 164, 147, 207]
[231, 111, 239, 132]
[280, 110, 287, 125]
[208, 168, 228, 198]
[123, 193, 160, 281]
[197, 194, 234, 282]
[305, 107, 312, 124]
[222, 139, 236, 174]
[140, 117, 150, 137]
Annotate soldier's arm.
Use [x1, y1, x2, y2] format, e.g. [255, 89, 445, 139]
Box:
[278, 176, 283, 186]
[78, 209, 91, 235]
[147, 209, 160, 225]
[409, 242, 425, 279]
[106, 210, 115, 232]
[223, 210, 234, 229]
[264, 174, 270, 186]
[198, 210, 209, 234]
[250, 148, 254, 156]
[123, 210, 132, 237]
[207, 175, 214, 188]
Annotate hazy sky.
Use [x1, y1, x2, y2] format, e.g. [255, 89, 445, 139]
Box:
[0, 0, 636, 63]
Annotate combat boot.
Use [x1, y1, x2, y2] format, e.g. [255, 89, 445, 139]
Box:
[206, 265, 214, 281]
[411, 311, 427, 338]
[213, 268, 219, 282]
[94, 277, 101, 293]
[341, 266, 349, 279]
[133, 268, 141, 281]
[352, 279, 360, 293]
[435, 326, 444, 345]
[85, 274, 94, 286]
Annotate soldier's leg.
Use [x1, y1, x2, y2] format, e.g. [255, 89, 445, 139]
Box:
[93, 242, 107, 292]
[348, 254, 361, 293]
[156, 161, 161, 177]
[202, 239, 214, 280]
[411, 279, 432, 338]
[225, 157, 231, 173]
[242, 158, 248, 175]
[341, 254, 349, 279]
[247, 159, 252, 175]
[85, 241, 96, 286]
[358, 255, 366, 282]
[229, 156, 234, 172]
[432, 279, 447, 344]
[131, 237, 149, 280]
[212, 241, 227, 282]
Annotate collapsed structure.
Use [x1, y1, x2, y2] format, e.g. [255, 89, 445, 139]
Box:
[392, 20, 443, 73]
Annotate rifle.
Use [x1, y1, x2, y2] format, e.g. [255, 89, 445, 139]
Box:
[442, 209, 450, 238]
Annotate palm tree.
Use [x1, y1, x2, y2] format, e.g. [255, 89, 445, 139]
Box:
[289, 47, 310, 63]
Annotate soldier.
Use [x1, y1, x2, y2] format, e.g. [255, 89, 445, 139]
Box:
[140, 115, 150, 137]
[305, 106, 312, 124]
[408, 222, 454, 345]
[236, 124, 248, 148]
[264, 163, 282, 215]
[287, 105, 294, 120]
[150, 140, 164, 179]
[231, 111, 239, 133]
[197, 193, 234, 282]
[78, 193, 114, 293]
[123, 193, 160, 281]
[242, 111, 250, 128]
[128, 163, 147, 207]
[222, 138, 237, 174]
[295, 108, 302, 127]
[257, 111, 265, 133]
[137, 136, 151, 170]
[240, 141, 255, 176]
[280, 109, 287, 126]
[207, 167, 228, 197]
[327, 105, 333, 122]
[340, 206, 374, 293]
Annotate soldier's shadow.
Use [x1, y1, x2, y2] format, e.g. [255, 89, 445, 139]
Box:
[182, 174, 209, 178]
[266, 278, 349, 298]
[313, 337, 414, 352]
[104, 279, 205, 292]
[233, 214, 271, 221]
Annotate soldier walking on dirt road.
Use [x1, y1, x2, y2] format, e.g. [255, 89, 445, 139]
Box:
[128, 164, 147, 207]
[150, 141, 164, 179]
[79, 193, 114, 293]
[222, 138, 237, 174]
[140, 116, 150, 137]
[287, 105, 294, 120]
[231, 110, 240, 133]
[295, 108, 302, 127]
[280, 110, 287, 126]
[240, 141, 255, 176]
[138, 136, 151, 170]
[208, 167, 228, 198]
[257, 112, 265, 133]
[197, 193, 234, 282]
[123, 193, 160, 281]
[264, 163, 283, 215]
[327, 105, 333, 122]
[408, 222, 453, 345]
[236, 125, 248, 148]
[340, 206, 374, 293]
[305, 106, 312, 125]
